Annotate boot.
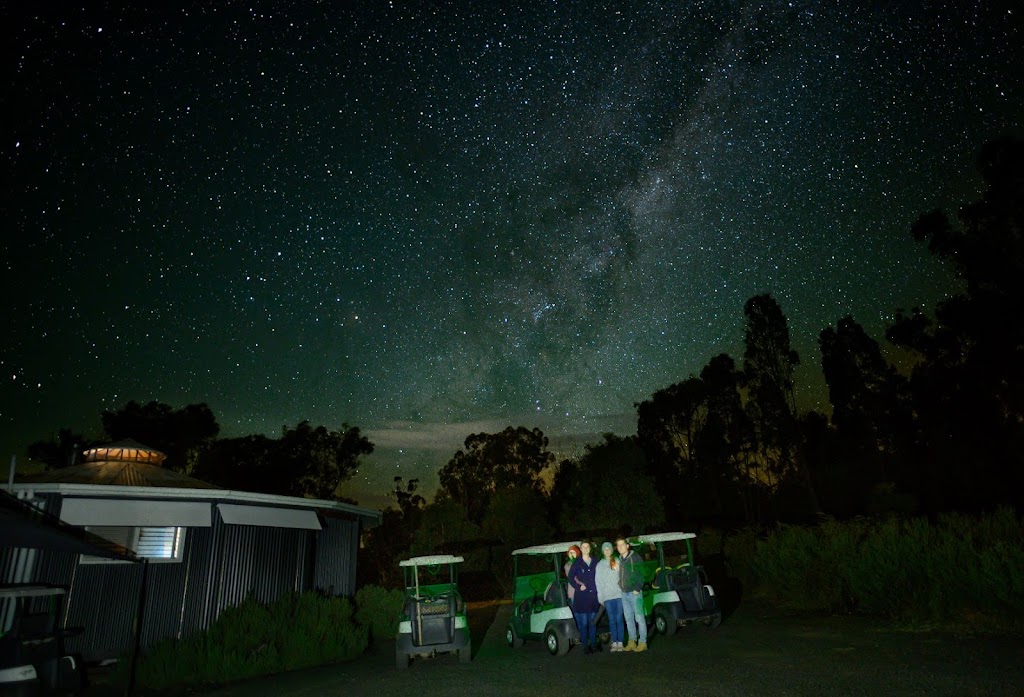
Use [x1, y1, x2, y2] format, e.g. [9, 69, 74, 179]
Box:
[635, 641, 648, 652]
[623, 640, 637, 652]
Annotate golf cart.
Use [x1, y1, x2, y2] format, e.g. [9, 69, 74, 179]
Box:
[635, 532, 721, 635]
[0, 585, 83, 696]
[505, 542, 582, 656]
[395, 555, 470, 669]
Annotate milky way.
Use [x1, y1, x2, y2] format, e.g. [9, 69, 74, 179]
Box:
[3, 1, 1021, 505]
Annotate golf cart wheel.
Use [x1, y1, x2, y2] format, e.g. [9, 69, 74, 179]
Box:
[655, 608, 677, 636]
[545, 626, 569, 656]
[395, 650, 409, 669]
[704, 612, 722, 629]
[506, 623, 524, 649]
[459, 644, 472, 663]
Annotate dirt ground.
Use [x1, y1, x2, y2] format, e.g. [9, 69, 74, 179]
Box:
[172, 599, 1024, 697]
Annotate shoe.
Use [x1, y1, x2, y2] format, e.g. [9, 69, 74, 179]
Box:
[611, 642, 622, 652]
[635, 642, 648, 653]
[623, 640, 636, 652]
[584, 646, 593, 655]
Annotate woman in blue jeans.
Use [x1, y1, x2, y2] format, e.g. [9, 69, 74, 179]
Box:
[567, 540, 600, 654]
[596, 541, 624, 651]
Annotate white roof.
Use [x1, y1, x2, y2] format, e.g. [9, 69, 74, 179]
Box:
[512, 541, 581, 555]
[11, 483, 381, 527]
[399, 555, 464, 567]
[636, 532, 696, 543]
[0, 585, 67, 599]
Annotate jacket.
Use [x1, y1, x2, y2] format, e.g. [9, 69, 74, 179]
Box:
[568, 557, 599, 613]
[595, 557, 622, 604]
[618, 550, 646, 594]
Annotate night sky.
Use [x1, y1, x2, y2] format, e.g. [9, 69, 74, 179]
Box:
[3, 1, 1021, 507]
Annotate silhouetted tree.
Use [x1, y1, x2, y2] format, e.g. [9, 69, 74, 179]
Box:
[887, 137, 1024, 510]
[193, 434, 279, 491]
[410, 493, 481, 554]
[438, 426, 553, 525]
[27, 428, 91, 469]
[101, 400, 219, 473]
[819, 316, 912, 488]
[193, 422, 372, 500]
[696, 354, 756, 521]
[481, 488, 552, 549]
[635, 376, 706, 522]
[743, 294, 821, 515]
[554, 434, 665, 534]
[390, 475, 425, 535]
[278, 421, 374, 500]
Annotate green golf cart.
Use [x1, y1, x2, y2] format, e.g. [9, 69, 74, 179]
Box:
[395, 555, 470, 669]
[635, 532, 722, 635]
[505, 542, 582, 656]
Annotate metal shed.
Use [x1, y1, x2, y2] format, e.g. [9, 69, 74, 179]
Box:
[3, 442, 380, 662]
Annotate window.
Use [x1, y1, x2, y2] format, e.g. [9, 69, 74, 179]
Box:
[81, 526, 186, 564]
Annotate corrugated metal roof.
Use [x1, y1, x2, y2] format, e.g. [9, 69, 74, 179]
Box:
[18, 461, 220, 489]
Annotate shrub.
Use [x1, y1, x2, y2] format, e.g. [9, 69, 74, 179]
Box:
[355, 585, 405, 641]
[111, 592, 367, 692]
[749, 508, 1024, 630]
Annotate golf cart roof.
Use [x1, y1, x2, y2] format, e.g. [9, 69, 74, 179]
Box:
[399, 554, 465, 567]
[512, 541, 581, 555]
[636, 532, 696, 543]
[0, 585, 67, 599]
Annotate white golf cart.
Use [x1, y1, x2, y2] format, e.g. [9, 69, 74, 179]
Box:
[0, 585, 83, 696]
[394, 555, 470, 669]
[635, 532, 722, 635]
[505, 542, 582, 656]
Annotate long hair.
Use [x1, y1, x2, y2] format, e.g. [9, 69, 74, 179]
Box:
[603, 542, 618, 570]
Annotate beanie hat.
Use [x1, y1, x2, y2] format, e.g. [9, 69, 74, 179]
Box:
[601, 541, 613, 553]
[567, 545, 582, 558]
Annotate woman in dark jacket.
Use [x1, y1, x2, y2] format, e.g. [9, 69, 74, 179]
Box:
[567, 540, 600, 653]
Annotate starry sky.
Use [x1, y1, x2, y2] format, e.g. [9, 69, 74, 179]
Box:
[3, 1, 1021, 507]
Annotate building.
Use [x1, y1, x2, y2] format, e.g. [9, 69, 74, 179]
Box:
[2, 439, 380, 661]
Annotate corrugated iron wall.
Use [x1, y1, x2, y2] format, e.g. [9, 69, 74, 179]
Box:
[4, 493, 362, 661]
[314, 517, 359, 596]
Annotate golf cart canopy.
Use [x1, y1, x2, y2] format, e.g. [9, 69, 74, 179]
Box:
[636, 532, 696, 543]
[512, 541, 581, 555]
[0, 584, 67, 599]
[399, 555, 465, 566]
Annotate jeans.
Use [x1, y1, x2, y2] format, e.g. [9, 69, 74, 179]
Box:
[621, 592, 647, 643]
[604, 597, 624, 644]
[573, 610, 597, 648]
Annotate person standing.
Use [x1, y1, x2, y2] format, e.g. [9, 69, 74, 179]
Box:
[615, 536, 648, 652]
[567, 541, 600, 654]
[564, 544, 581, 606]
[596, 541, 624, 652]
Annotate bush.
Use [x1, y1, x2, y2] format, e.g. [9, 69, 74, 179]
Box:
[749, 508, 1024, 630]
[355, 585, 405, 641]
[111, 592, 367, 692]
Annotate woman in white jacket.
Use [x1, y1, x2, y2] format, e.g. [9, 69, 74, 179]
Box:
[595, 541, 625, 652]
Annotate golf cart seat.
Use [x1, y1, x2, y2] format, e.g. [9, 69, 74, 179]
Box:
[410, 602, 456, 647]
[543, 579, 569, 608]
[653, 566, 689, 591]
